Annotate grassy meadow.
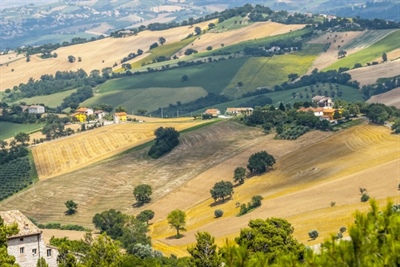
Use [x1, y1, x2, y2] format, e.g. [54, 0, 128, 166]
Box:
[15, 89, 77, 107]
[0, 122, 44, 140]
[223, 44, 324, 97]
[325, 29, 400, 70]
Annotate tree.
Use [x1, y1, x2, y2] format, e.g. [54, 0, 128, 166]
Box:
[208, 23, 215, 29]
[82, 234, 123, 267]
[0, 216, 19, 267]
[92, 209, 127, 240]
[391, 118, 400, 133]
[65, 200, 78, 215]
[115, 105, 127, 112]
[159, 37, 166, 45]
[235, 218, 305, 264]
[36, 257, 49, 267]
[133, 184, 152, 205]
[361, 193, 370, 202]
[14, 132, 30, 145]
[247, 151, 275, 174]
[308, 229, 319, 240]
[214, 210, 223, 218]
[210, 181, 234, 202]
[136, 210, 154, 225]
[148, 127, 180, 159]
[57, 244, 77, 267]
[181, 74, 189, 82]
[187, 232, 222, 267]
[333, 109, 341, 120]
[137, 109, 147, 116]
[167, 209, 186, 238]
[233, 167, 246, 185]
[120, 216, 151, 254]
[206, 46, 213, 51]
[338, 50, 347, 58]
[68, 55, 76, 63]
[382, 52, 387, 62]
[149, 42, 158, 50]
[194, 26, 202, 35]
[278, 102, 285, 111]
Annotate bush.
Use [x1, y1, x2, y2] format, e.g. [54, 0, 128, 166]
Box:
[361, 193, 370, 202]
[308, 229, 319, 240]
[340, 226, 347, 233]
[214, 209, 223, 218]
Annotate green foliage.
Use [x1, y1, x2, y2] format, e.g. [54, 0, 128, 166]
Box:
[148, 127, 180, 159]
[36, 257, 49, 267]
[233, 167, 246, 185]
[210, 181, 234, 202]
[167, 209, 186, 238]
[133, 184, 153, 205]
[92, 209, 127, 240]
[237, 195, 263, 216]
[136, 210, 155, 225]
[82, 234, 123, 267]
[276, 124, 310, 140]
[0, 157, 32, 201]
[361, 193, 370, 202]
[214, 210, 224, 218]
[187, 232, 222, 267]
[0, 216, 19, 267]
[65, 200, 78, 215]
[308, 229, 319, 240]
[391, 118, 400, 133]
[247, 151, 275, 174]
[234, 218, 305, 265]
[120, 216, 151, 255]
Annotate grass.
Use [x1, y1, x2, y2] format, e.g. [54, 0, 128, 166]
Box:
[325, 30, 400, 70]
[0, 122, 44, 140]
[341, 29, 397, 50]
[129, 35, 198, 69]
[223, 44, 324, 97]
[83, 87, 208, 113]
[209, 16, 253, 32]
[15, 89, 77, 107]
[98, 57, 248, 95]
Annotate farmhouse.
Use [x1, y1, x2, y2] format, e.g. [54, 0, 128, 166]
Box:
[204, 108, 221, 118]
[312, 96, 333, 108]
[298, 107, 324, 117]
[72, 107, 94, 122]
[322, 108, 336, 120]
[94, 110, 106, 120]
[0, 210, 58, 267]
[113, 112, 127, 123]
[28, 105, 45, 114]
[225, 107, 254, 116]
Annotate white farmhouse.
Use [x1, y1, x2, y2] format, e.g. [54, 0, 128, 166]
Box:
[0, 210, 58, 267]
[28, 105, 45, 114]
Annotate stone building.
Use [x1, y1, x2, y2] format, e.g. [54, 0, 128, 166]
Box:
[0, 210, 58, 267]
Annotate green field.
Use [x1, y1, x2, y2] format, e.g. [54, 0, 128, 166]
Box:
[99, 57, 247, 95]
[325, 30, 400, 71]
[0, 122, 44, 140]
[129, 35, 198, 69]
[83, 86, 208, 113]
[342, 29, 397, 50]
[209, 16, 253, 32]
[223, 44, 324, 97]
[15, 89, 77, 107]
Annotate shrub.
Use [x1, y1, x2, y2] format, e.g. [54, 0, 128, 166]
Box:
[308, 229, 319, 240]
[214, 209, 224, 218]
[340, 226, 347, 233]
[330, 201, 336, 207]
[361, 193, 370, 202]
[336, 232, 343, 239]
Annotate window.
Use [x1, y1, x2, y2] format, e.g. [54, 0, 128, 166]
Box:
[20, 247, 24, 254]
[19, 238, 24, 241]
[32, 249, 37, 255]
[47, 249, 52, 257]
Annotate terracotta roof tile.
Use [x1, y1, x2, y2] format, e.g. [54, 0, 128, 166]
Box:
[0, 210, 41, 238]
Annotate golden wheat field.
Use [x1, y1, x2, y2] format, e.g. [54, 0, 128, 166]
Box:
[178, 22, 305, 54]
[32, 119, 207, 179]
[0, 21, 211, 91]
[148, 123, 400, 256]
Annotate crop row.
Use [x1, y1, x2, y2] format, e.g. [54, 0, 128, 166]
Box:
[0, 157, 32, 201]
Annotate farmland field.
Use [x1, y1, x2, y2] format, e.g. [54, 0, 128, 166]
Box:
[83, 86, 208, 113]
[325, 29, 400, 71]
[342, 29, 398, 50]
[15, 89, 78, 107]
[0, 121, 44, 140]
[223, 44, 323, 97]
[31, 119, 210, 179]
[367, 87, 400, 108]
[0, 121, 398, 256]
[346, 60, 400, 86]
[94, 57, 248, 95]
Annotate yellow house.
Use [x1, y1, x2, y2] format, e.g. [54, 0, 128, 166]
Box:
[322, 108, 336, 120]
[72, 112, 87, 122]
[113, 112, 127, 123]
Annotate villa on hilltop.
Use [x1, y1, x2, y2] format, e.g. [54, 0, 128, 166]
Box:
[0, 210, 58, 267]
